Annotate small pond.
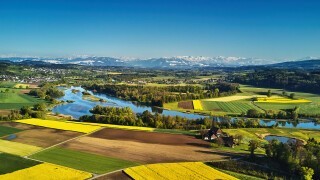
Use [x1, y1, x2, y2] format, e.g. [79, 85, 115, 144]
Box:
[264, 135, 297, 144]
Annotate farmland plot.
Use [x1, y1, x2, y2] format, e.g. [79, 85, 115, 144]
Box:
[178, 101, 193, 109]
[0, 89, 43, 110]
[30, 147, 138, 174]
[193, 100, 203, 110]
[0, 125, 22, 137]
[124, 162, 238, 180]
[16, 119, 101, 133]
[4, 127, 82, 148]
[0, 139, 42, 156]
[0, 163, 92, 180]
[203, 95, 259, 102]
[70, 121, 155, 131]
[0, 153, 40, 175]
[201, 101, 262, 113]
[62, 128, 225, 164]
[255, 97, 311, 103]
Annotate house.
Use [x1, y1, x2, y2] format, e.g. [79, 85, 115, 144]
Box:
[204, 127, 236, 148]
[222, 136, 235, 148]
[204, 127, 223, 140]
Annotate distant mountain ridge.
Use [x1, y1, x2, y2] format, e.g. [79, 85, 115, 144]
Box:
[0, 56, 319, 69]
[266, 59, 320, 70]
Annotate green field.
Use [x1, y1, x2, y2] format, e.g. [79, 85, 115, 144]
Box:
[201, 101, 263, 114]
[0, 153, 41, 175]
[213, 128, 266, 154]
[224, 128, 320, 142]
[0, 125, 22, 137]
[218, 168, 263, 180]
[255, 102, 320, 115]
[0, 82, 17, 88]
[213, 128, 320, 154]
[30, 147, 139, 174]
[0, 88, 43, 110]
[240, 84, 320, 115]
[163, 102, 228, 116]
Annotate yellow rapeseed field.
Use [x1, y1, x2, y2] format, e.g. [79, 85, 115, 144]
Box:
[13, 83, 30, 88]
[203, 95, 267, 102]
[0, 139, 42, 156]
[193, 100, 203, 110]
[0, 163, 92, 180]
[71, 121, 155, 131]
[124, 162, 238, 180]
[255, 97, 311, 103]
[16, 119, 101, 133]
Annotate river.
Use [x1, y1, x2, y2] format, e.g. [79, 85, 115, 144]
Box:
[52, 86, 320, 130]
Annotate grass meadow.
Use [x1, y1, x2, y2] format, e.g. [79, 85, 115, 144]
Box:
[0, 125, 22, 137]
[30, 147, 139, 174]
[0, 88, 43, 110]
[0, 153, 40, 175]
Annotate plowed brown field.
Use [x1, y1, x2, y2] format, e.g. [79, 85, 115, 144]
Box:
[178, 101, 193, 109]
[62, 128, 227, 164]
[1, 122, 82, 147]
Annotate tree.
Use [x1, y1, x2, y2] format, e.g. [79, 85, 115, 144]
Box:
[214, 88, 219, 97]
[282, 91, 287, 97]
[20, 106, 32, 115]
[291, 106, 300, 120]
[234, 134, 243, 145]
[300, 167, 314, 180]
[247, 109, 260, 118]
[33, 103, 47, 111]
[267, 90, 272, 97]
[290, 93, 295, 99]
[31, 111, 46, 119]
[248, 140, 260, 157]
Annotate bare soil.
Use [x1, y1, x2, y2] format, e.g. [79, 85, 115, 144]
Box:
[19, 89, 31, 94]
[0, 122, 40, 130]
[0, 110, 11, 116]
[1, 122, 82, 147]
[89, 128, 210, 147]
[178, 101, 193, 109]
[62, 128, 228, 164]
[95, 171, 131, 180]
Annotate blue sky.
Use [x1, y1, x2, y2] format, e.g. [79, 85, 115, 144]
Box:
[0, 0, 319, 61]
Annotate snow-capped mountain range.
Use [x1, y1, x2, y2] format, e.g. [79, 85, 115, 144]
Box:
[0, 56, 318, 68]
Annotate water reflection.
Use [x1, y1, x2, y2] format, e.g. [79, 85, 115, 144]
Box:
[52, 86, 206, 119]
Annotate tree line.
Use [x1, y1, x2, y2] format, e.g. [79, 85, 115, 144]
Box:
[79, 105, 269, 130]
[262, 138, 319, 180]
[28, 83, 64, 101]
[0, 103, 47, 121]
[83, 83, 239, 107]
[246, 107, 302, 120]
[230, 69, 320, 94]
